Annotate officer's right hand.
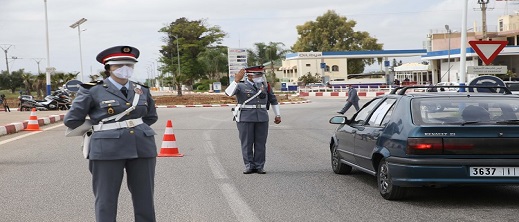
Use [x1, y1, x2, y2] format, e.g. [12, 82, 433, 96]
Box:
[235, 69, 245, 83]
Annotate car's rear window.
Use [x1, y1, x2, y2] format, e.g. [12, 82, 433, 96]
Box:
[506, 83, 519, 91]
[411, 97, 519, 125]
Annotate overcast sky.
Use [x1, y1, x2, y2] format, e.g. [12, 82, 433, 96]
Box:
[0, 0, 516, 82]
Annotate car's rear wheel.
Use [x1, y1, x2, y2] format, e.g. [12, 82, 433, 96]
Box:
[331, 144, 352, 174]
[377, 159, 406, 200]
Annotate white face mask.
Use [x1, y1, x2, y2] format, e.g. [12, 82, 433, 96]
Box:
[112, 66, 134, 79]
[253, 77, 264, 83]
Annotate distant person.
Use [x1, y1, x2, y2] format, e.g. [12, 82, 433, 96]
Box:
[337, 85, 360, 114]
[0, 94, 10, 112]
[393, 79, 400, 86]
[426, 81, 437, 92]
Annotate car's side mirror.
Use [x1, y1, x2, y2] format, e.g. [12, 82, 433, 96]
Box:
[329, 116, 347, 124]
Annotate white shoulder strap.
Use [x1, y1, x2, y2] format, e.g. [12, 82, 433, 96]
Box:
[242, 90, 262, 106]
[100, 84, 142, 123]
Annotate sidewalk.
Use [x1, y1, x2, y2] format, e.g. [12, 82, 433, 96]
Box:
[0, 109, 66, 137]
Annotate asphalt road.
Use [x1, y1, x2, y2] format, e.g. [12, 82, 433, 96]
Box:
[1, 97, 518, 222]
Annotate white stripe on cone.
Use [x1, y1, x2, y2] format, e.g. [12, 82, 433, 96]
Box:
[161, 141, 177, 148]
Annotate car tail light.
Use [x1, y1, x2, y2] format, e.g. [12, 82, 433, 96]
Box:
[407, 138, 443, 154]
[443, 142, 474, 150]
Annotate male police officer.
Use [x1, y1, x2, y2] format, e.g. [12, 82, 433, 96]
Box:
[64, 45, 158, 222]
[225, 66, 281, 174]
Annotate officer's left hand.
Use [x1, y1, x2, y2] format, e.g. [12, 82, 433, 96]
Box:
[274, 116, 281, 124]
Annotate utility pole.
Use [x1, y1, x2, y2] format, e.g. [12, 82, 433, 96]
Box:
[477, 0, 491, 40]
[32, 58, 45, 74]
[0, 44, 14, 74]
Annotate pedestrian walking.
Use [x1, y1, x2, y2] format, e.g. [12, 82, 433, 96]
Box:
[64, 45, 158, 222]
[0, 94, 10, 112]
[225, 66, 281, 174]
[337, 85, 360, 114]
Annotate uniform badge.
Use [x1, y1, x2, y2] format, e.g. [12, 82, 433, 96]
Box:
[134, 87, 143, 95]
[247, 93, 251, 97]
[108, 107, 115, 115]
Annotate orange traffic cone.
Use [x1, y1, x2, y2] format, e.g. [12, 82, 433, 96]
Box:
[25, 108, 41, 131]
[158, 120, 183, 157]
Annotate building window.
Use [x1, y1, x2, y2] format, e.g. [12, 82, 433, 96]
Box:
[325, 66, 330, 72]
[332, 65, 339, 71]
[306, 64, 311, 67]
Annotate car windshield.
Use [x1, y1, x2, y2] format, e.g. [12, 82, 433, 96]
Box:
[411, 97, 519, 125]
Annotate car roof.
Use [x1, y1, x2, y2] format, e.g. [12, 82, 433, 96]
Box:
[388, 86, 514, 96]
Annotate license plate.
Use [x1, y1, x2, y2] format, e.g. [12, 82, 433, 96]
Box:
[470, 167, 519, 177]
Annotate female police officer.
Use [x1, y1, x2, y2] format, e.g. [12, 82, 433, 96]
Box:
[64, 46, 158, 222]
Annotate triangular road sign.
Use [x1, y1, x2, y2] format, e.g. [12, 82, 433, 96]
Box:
[469, 40, 507, 65]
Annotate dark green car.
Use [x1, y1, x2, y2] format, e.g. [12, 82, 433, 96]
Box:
[329, 86, 519, 200]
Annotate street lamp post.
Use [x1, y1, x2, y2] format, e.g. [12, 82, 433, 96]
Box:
[44, 0, 51, 95]
[445, 24, 451, 82]
[70, 18, 87, 83]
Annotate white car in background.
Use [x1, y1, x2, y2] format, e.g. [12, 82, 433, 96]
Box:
[504, 81, 519, 95]
[435, 82, 460, 91]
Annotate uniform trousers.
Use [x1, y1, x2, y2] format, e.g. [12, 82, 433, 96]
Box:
[236, 121, 268, 170]
[89, 158, 156, 222]
[339, 101, 360, 113]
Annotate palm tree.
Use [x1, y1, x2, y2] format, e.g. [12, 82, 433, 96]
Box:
[265, 42, 291, 82]
[21, 73, 33, 95]
[247, 42, 268, 66]
[33, 73, 46, 98]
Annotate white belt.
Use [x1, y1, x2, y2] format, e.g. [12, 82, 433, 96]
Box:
[92, 118, 143, 132]
[241, 104, 267, 109]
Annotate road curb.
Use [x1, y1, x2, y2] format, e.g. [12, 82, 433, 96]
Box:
[0, 114, 65, 137]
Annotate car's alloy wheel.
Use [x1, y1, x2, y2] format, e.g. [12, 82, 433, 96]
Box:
[377, 159, 406, 200]
[331, 144, 352, 174]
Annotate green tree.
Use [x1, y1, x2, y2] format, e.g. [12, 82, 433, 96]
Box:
[298, 72, 321, 85]
[159, 17, 226, 96]
[248, 42, 290, 83]
[197, 46, 228, 81]
[265, 42, 291, 82]
[292, 10, 383, 74]
[1, 69, 25, 93]
[247, 42, 268, 66]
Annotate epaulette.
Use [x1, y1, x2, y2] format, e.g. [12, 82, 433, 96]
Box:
[80, 80, 103, 89]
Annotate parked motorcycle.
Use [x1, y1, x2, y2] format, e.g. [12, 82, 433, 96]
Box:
[19, 95, 47, 111]
[18, 88, 72, 111]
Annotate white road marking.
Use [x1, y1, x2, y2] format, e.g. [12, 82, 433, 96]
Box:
[220, 183, 261, 222]
[207, 156, 228, 179]
[204, 141, 216, 154]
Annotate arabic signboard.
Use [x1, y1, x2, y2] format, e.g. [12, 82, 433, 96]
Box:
[467, 66, 507, 75]
[228, 48, 248, 82]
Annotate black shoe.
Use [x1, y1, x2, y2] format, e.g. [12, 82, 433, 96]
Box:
[256, 169, 266, 174]
[337, 112, 344, 115]
[243, 169, 256, 174]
